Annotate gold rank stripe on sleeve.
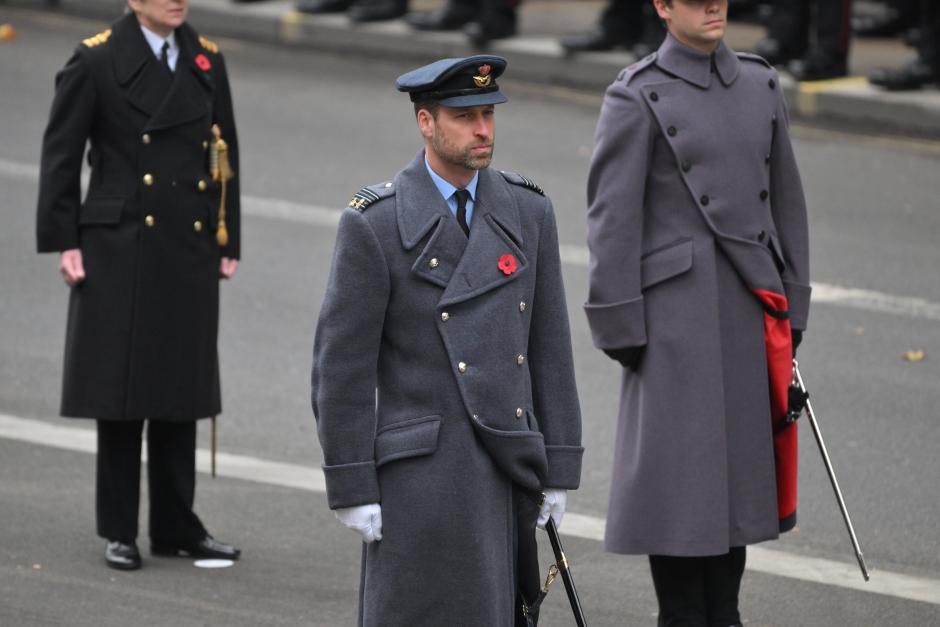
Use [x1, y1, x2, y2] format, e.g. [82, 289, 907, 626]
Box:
[348, 187, 382, 211]
[82, 29, 112, 48]
[199, 35, 220, 54]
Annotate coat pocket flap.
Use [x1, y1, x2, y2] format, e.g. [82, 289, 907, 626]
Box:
[79, 196, 125, 225]
[374, 415, 441, 468]
[641, 239, 693, 290]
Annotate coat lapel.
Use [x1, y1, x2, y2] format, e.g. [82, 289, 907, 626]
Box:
[397, 153, 469, 288]
[438, 167, 527, 307]
[146, 30, 212, 132]
[112, 13, 166, 117]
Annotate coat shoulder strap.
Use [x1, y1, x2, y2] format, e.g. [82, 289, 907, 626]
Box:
[736, 52, 773, 70]
[499, 170, 544, 196]
[348, 181, 396, 212]
[617, 52, 657, 85]
[199, 35, 220, 54]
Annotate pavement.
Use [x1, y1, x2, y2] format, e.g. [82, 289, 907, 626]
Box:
[4, 0, 940, 138]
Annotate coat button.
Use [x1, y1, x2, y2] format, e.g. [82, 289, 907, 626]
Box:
[516, 407, 524, 419]
[681, 160, 691, 172]
[700, 195, 710, 206]
[143, 173, 154, 186]
[769, 78, 776, 89]
[142, 133, 151, 144]
[519, 301, 526, 313]
[667, 126, 677, 137]
[772, 114, 778, 123]
[516, 354, 525, 365]
[760, 189, 769, 201]
[458, 361, 467, 373]
[145, 215, 155, 227]
[198, 179, 207, 191]
[441, 312, 450, 322]
[429, 258, 439, 269]
[194, 220, 203, 232]
[650, 91, 659, 102]
[765, 154, 771, 164]
[758, 230, 766, 242]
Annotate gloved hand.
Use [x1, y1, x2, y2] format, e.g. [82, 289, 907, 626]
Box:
[537, 489, 567, 530]
[603, 346, 646, 371]
[791, 329, 803, 358]
[334, 503, 383, 543]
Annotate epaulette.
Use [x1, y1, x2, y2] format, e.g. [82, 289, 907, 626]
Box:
[736, 52, 773, 69]
[199, 35, 220, 54]
[82, 28, 112, 48]
[499, 170, 544, 196]
[348, 181, 395, 211]
[617, 52, 657, 84]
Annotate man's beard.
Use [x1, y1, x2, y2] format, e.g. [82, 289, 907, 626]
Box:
[431, 130, 494, 171]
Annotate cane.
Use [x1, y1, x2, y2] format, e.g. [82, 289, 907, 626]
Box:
[545, 517, 588, 626]
[792, 360, 870, 581]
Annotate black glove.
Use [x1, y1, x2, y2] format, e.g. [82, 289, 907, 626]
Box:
[791, 329, 803, 358]
[603, 346, 646, 371]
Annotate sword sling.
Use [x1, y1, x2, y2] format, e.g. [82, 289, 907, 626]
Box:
[546, 517, 588, 626]
[793, 360, 870, 581]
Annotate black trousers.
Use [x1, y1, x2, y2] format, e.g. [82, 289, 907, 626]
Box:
[648, 547, 746, 627]
[768, 0, 852, 59]
[96, 419, 206, 544]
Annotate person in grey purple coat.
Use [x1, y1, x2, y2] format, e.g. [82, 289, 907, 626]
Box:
[585, 1, 811, 625]
[312, 56, 583, 626]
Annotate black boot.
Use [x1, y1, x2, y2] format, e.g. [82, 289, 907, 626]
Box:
[869, 59, 937, 90]
[406, 4, 475, 30]
[347, 0, 407, 22]
[296, 0, 353, 14]
[788, 50, 848, 81]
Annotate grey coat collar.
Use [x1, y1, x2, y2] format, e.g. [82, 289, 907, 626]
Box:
[656, 33, 740, 89]
[396, 151, 526, 306]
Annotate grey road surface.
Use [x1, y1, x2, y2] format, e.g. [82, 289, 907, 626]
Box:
[1, 7, 939, 627]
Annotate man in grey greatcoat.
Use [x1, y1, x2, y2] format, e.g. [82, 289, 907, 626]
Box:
[311, 56, 583, 626]
[585, 1, 810, 625]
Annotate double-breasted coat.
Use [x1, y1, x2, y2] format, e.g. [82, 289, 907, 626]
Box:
[585, 34, 811, 557]
[312, 153, 583, 626]
[36, 13, 240, 421]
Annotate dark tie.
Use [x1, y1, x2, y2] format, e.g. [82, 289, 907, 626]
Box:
[454, 189, 471, 237]
[160, 41, 172, 74]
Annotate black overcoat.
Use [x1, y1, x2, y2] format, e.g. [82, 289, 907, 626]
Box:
[36, 13, 240, 420]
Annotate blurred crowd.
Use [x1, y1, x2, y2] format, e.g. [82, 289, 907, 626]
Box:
[229, 0, 937, 91]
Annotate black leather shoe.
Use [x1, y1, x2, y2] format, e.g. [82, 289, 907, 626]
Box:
[105, 541, 141, 571]
[296, 0, 353, 14]
[788, 51, 847, 82]
[869, 60, 937, 91]
[347, 0, 406, 22]
[560, 28, 633, 53]
[406, 6, 474, 31]
[463, 19, 516, 45]
[753, 37, 804, 67]
[151, 535, 241, 560]
[852, 10, 915, 39]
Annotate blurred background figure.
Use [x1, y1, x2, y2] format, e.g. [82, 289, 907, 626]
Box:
[558, 0, 658, 54]
[754, 0, 852, 81]
[292, 0, 408, 23]
[869, 0, 939, 90]
[852, 0, 917, 38]
[406, 0, 520, 43]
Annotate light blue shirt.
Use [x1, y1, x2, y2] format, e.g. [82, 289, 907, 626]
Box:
[425, 156, 478, 229]
[140, 24, 179, 72]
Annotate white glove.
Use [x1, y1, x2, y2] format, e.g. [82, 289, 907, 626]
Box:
[334, 503, 383, 543]
[537, 489, 567, 530]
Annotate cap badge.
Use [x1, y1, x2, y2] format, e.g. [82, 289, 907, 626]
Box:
[473, 64, 492, 88]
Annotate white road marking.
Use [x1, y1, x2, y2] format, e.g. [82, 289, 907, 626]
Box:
[1, 412, 939, 606]
[7, 155, 936, 322]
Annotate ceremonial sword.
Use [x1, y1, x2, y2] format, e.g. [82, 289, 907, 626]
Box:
[545, 517, 587, 626]
[791, 360, 870, 581]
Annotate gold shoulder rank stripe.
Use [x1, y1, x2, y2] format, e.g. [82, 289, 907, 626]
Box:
[348, 187, 382, 211]
[82, 28, 112, 48]
[199, 36, 220, 54]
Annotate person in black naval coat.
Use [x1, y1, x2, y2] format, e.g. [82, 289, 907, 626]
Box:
[36, 0, 241, 570]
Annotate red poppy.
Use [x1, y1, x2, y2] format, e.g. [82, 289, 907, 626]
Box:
[497, 254, 517, 276]
[195, 53, 211, 71]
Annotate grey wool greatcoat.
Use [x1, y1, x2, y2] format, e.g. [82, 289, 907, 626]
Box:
[585, 34, 811, 557]
[36, 13, 240, 420]
[312, 152, 583, 626]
